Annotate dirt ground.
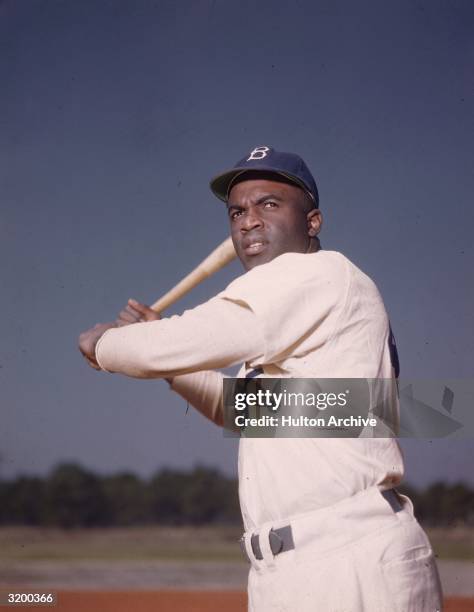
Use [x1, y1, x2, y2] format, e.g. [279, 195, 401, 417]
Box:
[3, 591, 473, 611]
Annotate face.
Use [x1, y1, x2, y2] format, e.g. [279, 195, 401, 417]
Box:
[227, 178, 322, 271]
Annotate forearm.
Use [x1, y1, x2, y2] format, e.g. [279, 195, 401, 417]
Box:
[95, 297, 264, 378]
[170, 370, 225, 427]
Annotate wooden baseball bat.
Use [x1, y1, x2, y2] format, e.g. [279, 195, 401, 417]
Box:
[150, 236, 237, 313]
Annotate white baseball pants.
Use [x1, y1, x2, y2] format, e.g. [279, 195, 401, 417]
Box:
[243, 487, 443, 611]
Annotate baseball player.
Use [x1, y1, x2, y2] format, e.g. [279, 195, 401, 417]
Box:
[78, 146, 443, 611]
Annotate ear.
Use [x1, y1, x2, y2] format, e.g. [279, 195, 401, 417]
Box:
[307, 209, 322, 237]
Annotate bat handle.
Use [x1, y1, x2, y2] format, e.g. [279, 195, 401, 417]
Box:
[150, 236, 237, 313]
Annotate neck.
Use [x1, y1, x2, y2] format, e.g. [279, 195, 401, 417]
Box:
[306, 237, 321, 254]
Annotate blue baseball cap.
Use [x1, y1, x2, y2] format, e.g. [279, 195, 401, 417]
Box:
[210, 146, 319, 207]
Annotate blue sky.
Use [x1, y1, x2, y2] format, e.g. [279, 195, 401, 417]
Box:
[1, 0, 473, 486]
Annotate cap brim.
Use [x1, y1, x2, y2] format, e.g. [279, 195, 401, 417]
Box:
[210, 167, 313, 203]
[209, 169, 248, 202]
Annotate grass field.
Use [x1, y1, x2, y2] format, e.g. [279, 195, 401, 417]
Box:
[1, 525, 472, 562]
[426, 526, 474, 561]
[0, 525, 244, 562]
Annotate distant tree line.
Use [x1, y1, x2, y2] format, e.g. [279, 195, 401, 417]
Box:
[0, 464, 241, 528]
[0, 463, 472, 528]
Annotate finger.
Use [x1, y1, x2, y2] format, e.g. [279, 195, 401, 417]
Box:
[116, 311, 138, 324]
[128, 298, 161, 321]
[124, 304, 148, 318]
[128, 298, 153, 314]
[119, 309, 140, 323]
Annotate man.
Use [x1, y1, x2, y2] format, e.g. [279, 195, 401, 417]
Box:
[79, 146, 442, 611]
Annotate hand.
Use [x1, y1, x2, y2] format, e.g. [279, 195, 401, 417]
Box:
[116, 298, 161, 327]
[78, 322, 117, 370]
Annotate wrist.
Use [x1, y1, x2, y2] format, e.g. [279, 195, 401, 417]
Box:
[94, 325, 117, 373]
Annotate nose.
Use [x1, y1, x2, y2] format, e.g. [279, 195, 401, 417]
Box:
[241, 208, 263, 232]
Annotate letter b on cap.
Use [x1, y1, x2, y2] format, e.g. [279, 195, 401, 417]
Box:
[247, 146, 270, 161]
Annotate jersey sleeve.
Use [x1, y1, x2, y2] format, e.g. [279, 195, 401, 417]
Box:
[170, 370, 225, 426]
[95, 296, 264, 378]
[216, 251, 350, 364]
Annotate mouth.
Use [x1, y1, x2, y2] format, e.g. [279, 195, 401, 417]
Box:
[243, 240, 267, 256]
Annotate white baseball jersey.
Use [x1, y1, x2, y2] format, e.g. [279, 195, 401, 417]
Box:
[96, 250, 404, 532]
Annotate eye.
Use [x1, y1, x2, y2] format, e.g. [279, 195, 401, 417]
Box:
[230, 209, 243, 220]
[263, 201, 277, 208]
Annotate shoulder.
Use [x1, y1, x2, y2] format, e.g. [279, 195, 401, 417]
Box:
[216, 251, 359, 364]
[223, 250, 351, 293]
[256, 249, 349, 274]
[216, 250, 357, 321]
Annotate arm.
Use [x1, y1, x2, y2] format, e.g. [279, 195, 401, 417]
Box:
[170, 370, 225, 427]
[78, 297, 263, 425]
[93, 297, 264, 378]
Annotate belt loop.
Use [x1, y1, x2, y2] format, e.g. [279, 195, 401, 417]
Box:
[258, 524, 277, 571]
[381, 489, 402, 513]
[394, 491, 415, 518]
[243, 531, 262, 572]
